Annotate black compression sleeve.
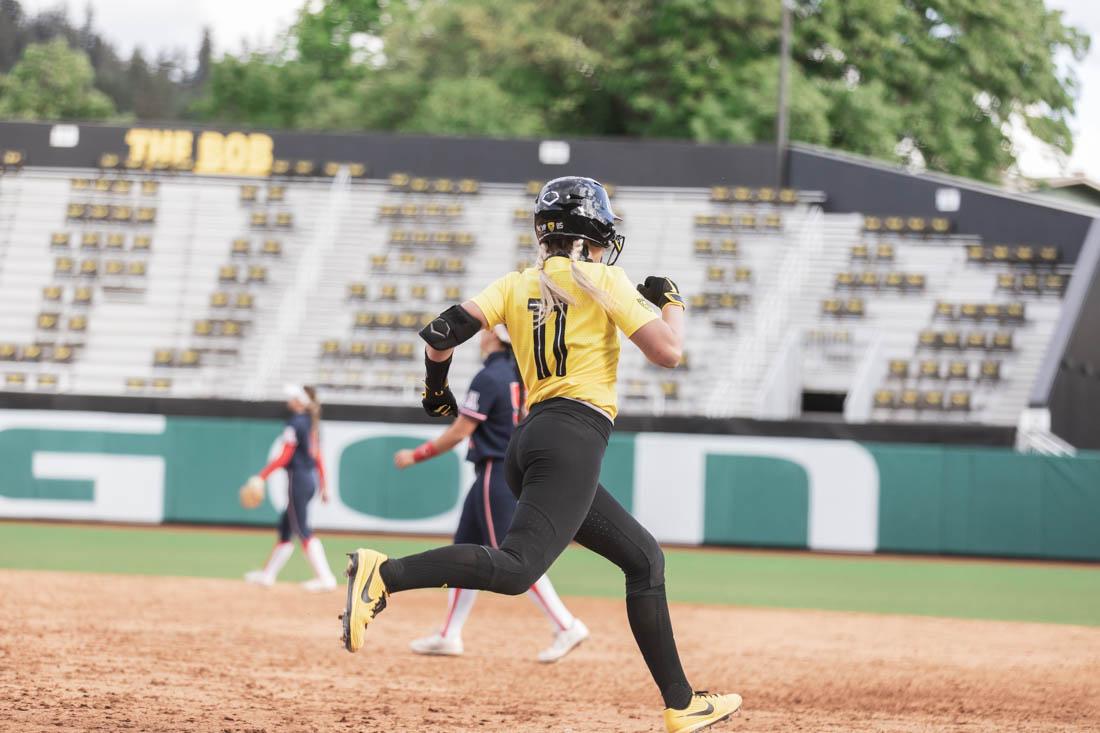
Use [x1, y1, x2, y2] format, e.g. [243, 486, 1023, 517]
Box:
[424, 352, 452, 391]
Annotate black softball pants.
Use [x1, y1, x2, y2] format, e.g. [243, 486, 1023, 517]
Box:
[380, 398, 692, 709]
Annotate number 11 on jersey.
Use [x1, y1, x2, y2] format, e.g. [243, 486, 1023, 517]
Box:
[527, 299, 568, 380]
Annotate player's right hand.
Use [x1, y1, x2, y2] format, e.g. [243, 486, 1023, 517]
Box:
[394, 449, 416, 470]
[422, 385, 458, 417]
[637, 276, 686, 310]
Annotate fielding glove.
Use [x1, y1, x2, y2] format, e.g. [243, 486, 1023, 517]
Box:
[422, 385, 458, 417]
[239, 475, 265, 509]
[637, 276, 686, 310]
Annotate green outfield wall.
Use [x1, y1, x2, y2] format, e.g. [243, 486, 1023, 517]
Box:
[2, 410, 1098, 560]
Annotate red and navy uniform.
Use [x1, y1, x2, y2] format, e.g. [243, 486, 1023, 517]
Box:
[260, 412, 325, 541]
[454, 350, 523, 548]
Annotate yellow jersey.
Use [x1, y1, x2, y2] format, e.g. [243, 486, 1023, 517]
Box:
[472, 257, 658, 420]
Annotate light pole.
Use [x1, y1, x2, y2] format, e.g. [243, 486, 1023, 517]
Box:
[776, 0, 792, 189]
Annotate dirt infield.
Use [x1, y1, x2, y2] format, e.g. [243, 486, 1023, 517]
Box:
[1, 570, 1098, 732]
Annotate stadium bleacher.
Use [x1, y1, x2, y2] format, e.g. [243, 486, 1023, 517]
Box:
[0, 165, 1076, 425]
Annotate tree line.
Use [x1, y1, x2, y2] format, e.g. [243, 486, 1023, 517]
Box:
[0, 0, 209, 121]
[0, 0, 1089, 182]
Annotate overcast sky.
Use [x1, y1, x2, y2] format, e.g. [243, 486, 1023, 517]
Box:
[18, 0, 1100, 182]
[20, 0, 304, 59]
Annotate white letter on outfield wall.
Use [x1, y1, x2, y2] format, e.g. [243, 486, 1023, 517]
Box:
[632, 434, 879, 552]
[0, 453, 165, 523]
[0, 410, 167, 523]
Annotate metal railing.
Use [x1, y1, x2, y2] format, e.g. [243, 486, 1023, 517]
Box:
[247, 167, 351, 398]
[843, 332, 885, 423]
[708, 205, 824, 417]
[1016, 408, 1077, 456]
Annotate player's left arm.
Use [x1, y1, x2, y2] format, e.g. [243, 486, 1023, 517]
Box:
[418, 299, 488, 418]
[394, 415, 480, 469]
[418, 273, 511, 418]
[423, 300, 489, 364]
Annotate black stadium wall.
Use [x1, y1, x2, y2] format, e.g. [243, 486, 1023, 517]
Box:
[1030, 219, 1100, 450]
[788, 145, 1096, 263]
[0, 120, 778, 190]
[1048, 266, 1100, 450]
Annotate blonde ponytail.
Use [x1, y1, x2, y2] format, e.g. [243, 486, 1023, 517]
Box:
[568, 240, 614, 312]
[303, 385, 321, 434]
[536, 247, 574, 326]
[535, 239, 615, 325]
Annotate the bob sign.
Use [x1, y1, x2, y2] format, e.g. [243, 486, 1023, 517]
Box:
[123, 128, 274, 176]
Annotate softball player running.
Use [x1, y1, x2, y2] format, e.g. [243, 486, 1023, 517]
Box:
[342, 177, 741, 732]
[393, 324, 588, 662]
[244, 384, 338, 592]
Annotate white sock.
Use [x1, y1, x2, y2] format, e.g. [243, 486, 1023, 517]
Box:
[527, 575, 575, 633]
[303, 537, 336, 583]
[439, 588, 477, 641]
[263, 541, 294, 580]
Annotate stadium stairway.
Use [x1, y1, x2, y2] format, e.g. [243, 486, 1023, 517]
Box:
[206, 179, 333, 398]
[772, 213, 864, 394]
[710, 206, 825, 417]
[615, 187, 823, 416]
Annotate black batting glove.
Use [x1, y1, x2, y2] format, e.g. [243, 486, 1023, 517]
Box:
[422, 385, 458, 418]
[637, 276, 686, 310]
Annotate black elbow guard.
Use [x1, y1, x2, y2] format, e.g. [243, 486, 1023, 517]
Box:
[419, 304, 481, 349]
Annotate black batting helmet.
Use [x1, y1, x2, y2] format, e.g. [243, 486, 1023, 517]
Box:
[533, 176, 625, 265]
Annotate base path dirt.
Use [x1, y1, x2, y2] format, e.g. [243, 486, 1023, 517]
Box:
[1, 569, 1097, 732]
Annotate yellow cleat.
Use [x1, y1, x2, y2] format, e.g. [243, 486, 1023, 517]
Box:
[340, 549, 389, 652]
[664, 691, 743, 733]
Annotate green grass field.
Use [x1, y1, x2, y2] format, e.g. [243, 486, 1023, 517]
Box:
[3, 521, 1099, 626]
